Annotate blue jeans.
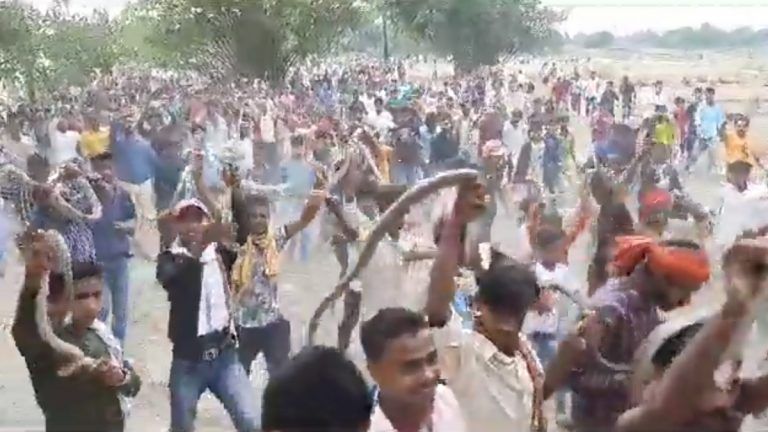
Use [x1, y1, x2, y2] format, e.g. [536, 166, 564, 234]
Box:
[98, 257, 130, 344]
[528, 332, 557, 367]
[169, 347, 259, 432]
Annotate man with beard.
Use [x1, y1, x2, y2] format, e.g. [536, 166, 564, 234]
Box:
[618, 238, 768, 432]
[544, 236, 709, 431]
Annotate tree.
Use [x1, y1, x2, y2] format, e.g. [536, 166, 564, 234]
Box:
[0, 1, 125, 101]
[581, 31, 614, 49]
[387, 0, 563, 71]
[131, 0, 366, 82]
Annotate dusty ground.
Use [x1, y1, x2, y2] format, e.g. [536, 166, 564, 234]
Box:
[3, 53, 768, 431]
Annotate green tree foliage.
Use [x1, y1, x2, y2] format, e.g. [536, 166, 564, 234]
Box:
[0, 1, 125, 101]
[387, 0, 562, 70]
[130, 0, 366, 81]
[576, 24, 768, 50]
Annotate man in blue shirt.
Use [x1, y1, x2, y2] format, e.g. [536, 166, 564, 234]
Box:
[90, 152, 136, 345]
[691, 87, 726, 173]
[111, 111, 157, 257]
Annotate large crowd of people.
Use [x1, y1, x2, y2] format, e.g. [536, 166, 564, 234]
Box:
[5, 55, 768, 432]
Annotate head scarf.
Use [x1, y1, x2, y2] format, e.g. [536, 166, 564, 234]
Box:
[612, 236, 710, 287]
[638, 188, 673, 223]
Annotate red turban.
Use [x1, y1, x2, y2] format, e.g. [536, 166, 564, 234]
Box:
[612, 236, 710, 287]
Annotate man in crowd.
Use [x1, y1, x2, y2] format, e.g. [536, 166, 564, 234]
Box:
[156, 199, 259, 432]
[362, 308, 467, 432]
[90, 152, 136, 345]
[262, 346, 373, 432]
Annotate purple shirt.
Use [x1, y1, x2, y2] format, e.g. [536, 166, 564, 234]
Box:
[569, 277, 662, 430]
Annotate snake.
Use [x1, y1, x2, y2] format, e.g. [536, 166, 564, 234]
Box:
[307, 169, 480, 345]
[34, 230, 98, 377]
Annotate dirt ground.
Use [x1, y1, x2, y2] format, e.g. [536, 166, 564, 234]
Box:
[4, 52, 768, 431]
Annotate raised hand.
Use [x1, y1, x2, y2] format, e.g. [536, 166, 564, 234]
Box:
[723, 237, 768, 306]
[453, 179, 488, 225]
[20, 230, 54, 280]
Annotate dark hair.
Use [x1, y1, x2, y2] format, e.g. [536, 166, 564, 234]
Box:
[705, 87, 716, 94]
[728, 160, 753, 174]
[651, 322, 704, 369]
[374, 97, 384, 105]
[476, 260, 540, 316]
[71, 261, 103, 282]
[262, 346, 373, 432]
[535, 225, 565, 250]
[290, 134, 306, 148]
[361, 308, 427, 363]
[90, 151, 113, 163]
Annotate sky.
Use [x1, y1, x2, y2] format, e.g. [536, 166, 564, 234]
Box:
[26, 0, 768, 36]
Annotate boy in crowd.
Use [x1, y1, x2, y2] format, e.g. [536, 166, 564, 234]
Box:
[14, 232, 141, 432]
[362, 308, 467, 432]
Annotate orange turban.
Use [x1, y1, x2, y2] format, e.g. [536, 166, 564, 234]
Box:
[612, 236, 710, 287]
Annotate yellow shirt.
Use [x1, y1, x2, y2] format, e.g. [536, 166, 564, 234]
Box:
[79, 128, 110, 158]
[376, 145, 394, 183]
[653, 121, 676, 147]
[724, 130, 754, 165]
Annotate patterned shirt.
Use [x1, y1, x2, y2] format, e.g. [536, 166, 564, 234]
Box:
[236, 227, 289, 328]
[569, 277, 662, 430]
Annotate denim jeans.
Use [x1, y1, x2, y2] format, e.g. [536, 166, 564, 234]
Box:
[169, 347, 259, 432]
[98, 257, 130, 344]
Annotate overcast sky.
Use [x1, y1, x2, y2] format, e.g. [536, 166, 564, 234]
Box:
[26, 0, 768, 36]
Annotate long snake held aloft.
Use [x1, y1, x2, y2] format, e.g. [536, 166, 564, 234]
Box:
[35, 230, 98, 376]
[307, 169, 480, 345]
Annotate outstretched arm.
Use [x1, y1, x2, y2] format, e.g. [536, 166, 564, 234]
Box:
[284, 190, 326, 241]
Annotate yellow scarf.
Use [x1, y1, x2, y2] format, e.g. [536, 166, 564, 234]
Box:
[231, 231, 281, 295]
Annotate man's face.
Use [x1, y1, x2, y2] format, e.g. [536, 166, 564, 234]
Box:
[247, 202, 270, 236]
[71, 276, 103, 329]
[368, 328, 440, 407]
[706, 91, 716, 104]
[736, 121, 749, 136]
[476, 302, 523, 347]
[176, 212, 206, 249]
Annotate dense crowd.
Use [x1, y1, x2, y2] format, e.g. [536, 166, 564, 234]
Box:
[4, 56, 768, 432]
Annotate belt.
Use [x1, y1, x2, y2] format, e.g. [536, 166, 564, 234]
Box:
[199, 330, 235, 361]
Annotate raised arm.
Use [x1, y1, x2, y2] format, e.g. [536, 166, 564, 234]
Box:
[284, 189, 326, 240]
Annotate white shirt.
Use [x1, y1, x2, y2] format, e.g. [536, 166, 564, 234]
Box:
[260, 110, 276, 143]
[434, 328, 537, 432]
[585, 78, 602, 99]
[171, 241, 231, 336]
[370, 384, 467, 432]
[502, 122, 527, 161]
[49, 130, 81, 166]
[714, 182, 768, 254]
[522, 263, 572, 335]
